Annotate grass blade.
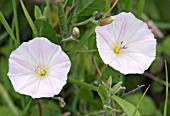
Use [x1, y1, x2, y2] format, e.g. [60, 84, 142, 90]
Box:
[20, 0, 39, 37]
[0, 82, 19, 116]
[132, 85, 150, 116]
[136, 0, 145, 18]
[12, 0, 20, 45]
[0, 12, 18, 47]
[163, 60, 168, 116]
[125, 0, 133, 12]
[21, 98, 33, 116]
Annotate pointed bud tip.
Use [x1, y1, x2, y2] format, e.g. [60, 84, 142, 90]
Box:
[99, 17, 115, 26]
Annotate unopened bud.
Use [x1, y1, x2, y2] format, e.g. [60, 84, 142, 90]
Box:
[99, 16, 115, 26]
[59, 98, 66, 108]
[72, 27, 80, 39]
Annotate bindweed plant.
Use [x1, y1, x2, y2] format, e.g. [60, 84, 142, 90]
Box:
[0, 0, 169, 115]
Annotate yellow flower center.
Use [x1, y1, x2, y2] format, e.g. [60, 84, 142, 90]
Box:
[35, 66, 48, 77]
[113, 42, 127, 55]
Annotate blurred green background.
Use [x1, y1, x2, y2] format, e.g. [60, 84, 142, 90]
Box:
[0, 0, 170, 115]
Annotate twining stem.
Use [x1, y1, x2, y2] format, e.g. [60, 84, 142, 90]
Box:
[38, 102, 42, 116]
[92, 56, 102, 76]
[102, 0, 119, 18]
[68, 0, 79, 16]
[68, 78, 97, 91]
[144, 72, 170, 88]
[113, 100, 116, 116]
[121, 85, 145, 98]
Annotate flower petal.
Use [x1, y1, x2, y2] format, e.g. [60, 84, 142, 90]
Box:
[95, 23, 116, 47]
[8, 37, 71, 98]
[109, 55, 144, 74]
[126, 35, 156, 57]
[95, 12, 156, 74]
[46, 45, 71, 81]
[112, 12, 153, 44]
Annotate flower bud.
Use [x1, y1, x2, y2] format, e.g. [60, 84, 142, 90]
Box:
[59, 98, 66, 108]
[99, 16, 115, 26]
[72, 27, 80, 39]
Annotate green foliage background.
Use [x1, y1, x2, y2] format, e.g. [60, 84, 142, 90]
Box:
[0, 0, 170, 115]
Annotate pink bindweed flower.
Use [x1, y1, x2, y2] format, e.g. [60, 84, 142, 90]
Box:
[8, 37, 71, 98]
[95, 12, 156, 75]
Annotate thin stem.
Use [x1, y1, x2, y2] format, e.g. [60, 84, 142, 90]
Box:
[163, 60, 168, 116]
[38, 102, 42, 116]
[121, 85, 145, 98]
[63, 0, 69, 8]
[77, 49, 97, 53]
[144, 72, 170, 88]
[102, 0, 119, 18]
[113, 100, 116, 116]
[72, 17, 96, 27]
[68, 78, 97, 91]
[12, 0, 20, 45]
[68, 0, 79, 16]
[92, 56, 102, 76]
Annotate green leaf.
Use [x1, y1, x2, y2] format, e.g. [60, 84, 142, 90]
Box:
[42, 103, 61, 115]
[111, 81, 123, 95]
[57, 3, 68, 37]
[99, 66, 124, 83]
[34, 5, 42, 20]
[112, 95, 141, 116]
[79, 88, 94, 101]
[74, 0, 106, 17]
[150, 55, 163, 74]
[0, 106, 14, 116]
[35, 19, 59, 44]
[151, 81, 164, 93]
[97, 84, 108, 104]
[125, 93, 157, 115]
